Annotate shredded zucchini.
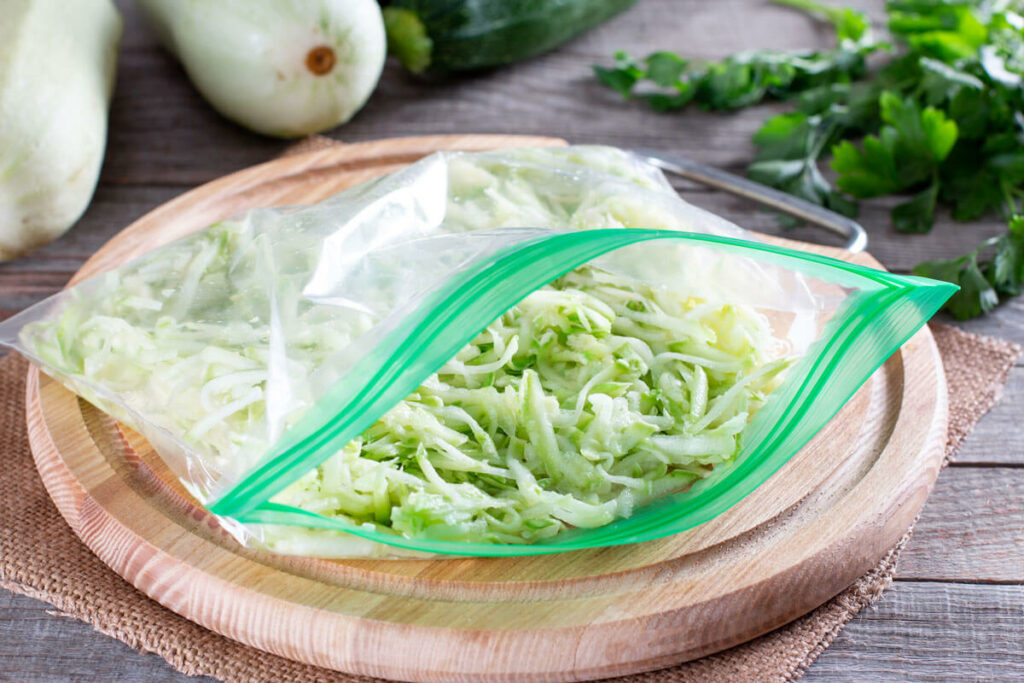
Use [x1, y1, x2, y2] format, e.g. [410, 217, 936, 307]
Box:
[270, 266, 785, 544]
[15, 146, 787, 547]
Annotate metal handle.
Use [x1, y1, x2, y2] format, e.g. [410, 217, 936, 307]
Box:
[634, 149, 868, 253]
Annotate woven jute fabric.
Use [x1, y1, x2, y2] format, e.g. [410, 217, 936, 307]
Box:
[0, 323, 1018, 682]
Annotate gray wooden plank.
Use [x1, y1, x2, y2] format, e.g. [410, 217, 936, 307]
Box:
[98, 0, 880, 186]
[0, 271, 71, 314]
[0, 592, 211, 683]
[897, 468, 1024, 582]
[93, 0, 1007, 278]
[111, 0, 889, 56]
[958, 298, 1024, 356]
[114, 0, 158, 50]
[955, 366, 1024, 464]
[102, 48, 289, 186]
[2, 1, 1021, 681]
[803, 581, 1024, 682]
[3, 581, 1020, 682]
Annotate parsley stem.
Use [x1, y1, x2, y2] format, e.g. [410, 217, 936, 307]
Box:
[772, 0, 843, 24]
[1002, 182, 1021, 219]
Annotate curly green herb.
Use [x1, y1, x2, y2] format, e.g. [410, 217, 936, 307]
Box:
[596, 0, 1024, 319]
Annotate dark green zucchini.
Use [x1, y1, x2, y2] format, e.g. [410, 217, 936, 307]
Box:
[383, 0, 637, 74]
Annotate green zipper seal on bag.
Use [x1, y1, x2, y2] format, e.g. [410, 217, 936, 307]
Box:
[210, 228, 667, 518]
[208, 229, 956, 556]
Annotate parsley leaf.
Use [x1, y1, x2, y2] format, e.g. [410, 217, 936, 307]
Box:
[831, 136, 902, 196]
[889, 2, 990, 61]
[749, 111, 857, 215]
[774, 0, 872, 43]
[594, 51, 644, 97]
[915, 252, 998, 319]
[915, 216, 1024, 319]
[892, 182, 940, 233]
[831, 93, 958, 201]
[597, 0, 1024, 318]
[645, 52, 689, 87]
[591, 1, 879, 113]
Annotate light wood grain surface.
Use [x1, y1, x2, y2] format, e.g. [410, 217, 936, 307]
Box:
[23, 135, 948, 681]
[1, 0, 1021, 681]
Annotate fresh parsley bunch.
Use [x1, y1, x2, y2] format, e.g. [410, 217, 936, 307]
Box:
[596, 0, 1024, 319]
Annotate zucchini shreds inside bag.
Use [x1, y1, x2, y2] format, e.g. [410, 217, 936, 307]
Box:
[15, 147, 791, 548]
[272, 266, 788, 545]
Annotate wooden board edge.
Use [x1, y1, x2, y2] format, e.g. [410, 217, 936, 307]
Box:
[23, 324, 948, 681]
[20, 133, 952, 681]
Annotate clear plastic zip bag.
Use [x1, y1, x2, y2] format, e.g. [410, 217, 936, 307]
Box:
[0, 146, 956, 558]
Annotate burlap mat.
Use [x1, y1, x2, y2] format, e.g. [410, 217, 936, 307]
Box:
[0, 323, 1018, 681]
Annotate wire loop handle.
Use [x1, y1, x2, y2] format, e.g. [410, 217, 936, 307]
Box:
[635, 149, 868, 253]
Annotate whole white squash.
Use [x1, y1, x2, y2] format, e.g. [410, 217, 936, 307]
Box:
[0, 0, 121, 260]
[137, 0, 387, 138]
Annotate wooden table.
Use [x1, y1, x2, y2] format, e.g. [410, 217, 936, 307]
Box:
[1, 0, 1021, 680]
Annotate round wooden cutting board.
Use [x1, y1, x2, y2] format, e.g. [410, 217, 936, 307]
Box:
[26, 135, 948, 682]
